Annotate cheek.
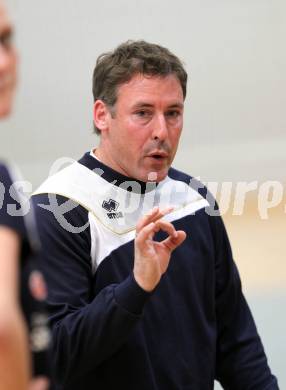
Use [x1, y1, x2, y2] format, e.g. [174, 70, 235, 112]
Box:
[123, 122, 148, 148]
[7, 51, 18, 88]
[171, 126, 183, 144]
[12, 54, 18, 81]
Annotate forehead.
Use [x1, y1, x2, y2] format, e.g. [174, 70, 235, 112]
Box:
[0, 3, 12, 33]
[116, 73, 184, 106]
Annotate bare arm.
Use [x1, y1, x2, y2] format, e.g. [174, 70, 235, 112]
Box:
[0, 227, 30, 390]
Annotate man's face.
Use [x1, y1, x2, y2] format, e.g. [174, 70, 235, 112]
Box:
[98, 74, 184, 183]
[0, 2, 17, 118]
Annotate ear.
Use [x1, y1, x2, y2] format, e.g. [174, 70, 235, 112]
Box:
[93, 100, 110, 133]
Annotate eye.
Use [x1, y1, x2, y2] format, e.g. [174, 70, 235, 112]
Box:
[0, 30, 13, 50]
[133, 109, 153, 122]
[136, 110, 150, 117]
[166, 110, 181, 119]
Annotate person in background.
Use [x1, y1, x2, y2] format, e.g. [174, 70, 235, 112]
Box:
[0, 2, 50, 389]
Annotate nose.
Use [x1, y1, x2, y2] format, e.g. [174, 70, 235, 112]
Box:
[0, 45, 12, 72]
[151, 114, 168, 141]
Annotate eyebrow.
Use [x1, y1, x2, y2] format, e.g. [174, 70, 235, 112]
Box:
[132, 102, 184, 110]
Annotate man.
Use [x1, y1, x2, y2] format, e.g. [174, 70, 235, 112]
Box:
[0, 2, 50, 389]
[33, 41, 278, 389]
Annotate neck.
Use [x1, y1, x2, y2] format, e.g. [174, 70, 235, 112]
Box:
[93, 146, 130, 178]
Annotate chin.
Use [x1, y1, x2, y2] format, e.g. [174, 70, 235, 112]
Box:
[0, 98, 13, 118]
[0, 105, 12, 118]
[144, 170, 168, 183]
[156, 173, 168, 183]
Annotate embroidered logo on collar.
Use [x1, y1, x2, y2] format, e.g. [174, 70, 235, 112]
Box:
[102, 199, 123, 219]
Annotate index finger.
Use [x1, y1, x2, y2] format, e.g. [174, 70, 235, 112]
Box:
[136, 206, 174, 232]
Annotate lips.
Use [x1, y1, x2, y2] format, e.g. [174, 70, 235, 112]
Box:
[147, 150, 168, 159]
[0, 74, 15, 91]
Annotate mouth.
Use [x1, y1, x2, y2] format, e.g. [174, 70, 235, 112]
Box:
[147, 151, 169, 160]
[0, 74, 15, 91]
[145, 154, 169, 172]
[149, 155, 164, 160]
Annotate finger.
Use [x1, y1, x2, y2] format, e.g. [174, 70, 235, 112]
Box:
[136, 207, 159, 232]
[159, 205, 174, 217]
[136, 222, 156, 246]
[153, 219, 178, 238]
[29, 377, 50, 390]
[161, 230, 186, 251]
[136, 206, 174, 232]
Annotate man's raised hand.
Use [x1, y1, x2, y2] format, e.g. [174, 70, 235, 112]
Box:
[133, 207, 186, 292]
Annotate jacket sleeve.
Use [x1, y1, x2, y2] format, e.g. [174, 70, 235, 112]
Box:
[210, 212, 279, 389]
[32, 194, 150, 385]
